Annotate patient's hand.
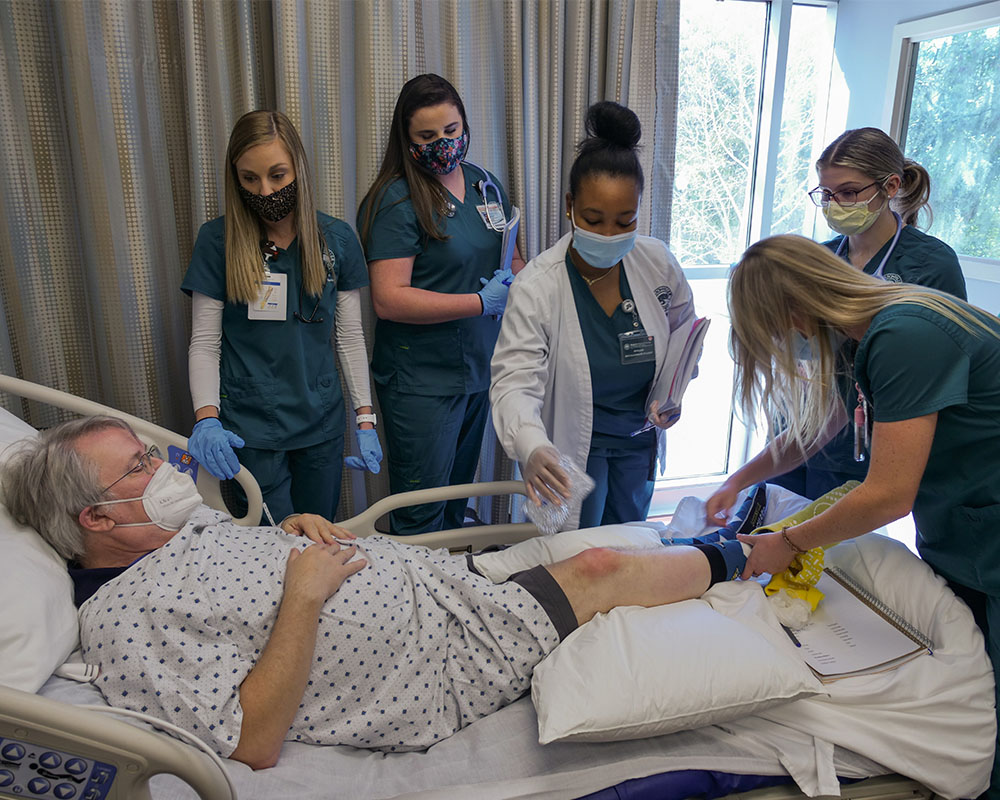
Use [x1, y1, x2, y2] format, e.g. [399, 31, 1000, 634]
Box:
[281, 513, 356, 544]
[285, 543, 367, 605]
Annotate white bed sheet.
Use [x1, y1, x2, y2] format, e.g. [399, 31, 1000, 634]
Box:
[39, 670, 883, 800]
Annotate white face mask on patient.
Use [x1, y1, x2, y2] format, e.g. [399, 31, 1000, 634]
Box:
[95, 463, 203, 531]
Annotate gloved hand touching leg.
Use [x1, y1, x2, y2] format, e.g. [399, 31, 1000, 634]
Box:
[188, 417, 245, 480]
[477, 268, 514, 316]
[523, 445, 571, 507]
[344, 428, 383, 474]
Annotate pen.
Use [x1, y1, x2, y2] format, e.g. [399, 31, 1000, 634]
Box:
[781, 624, 802, 648]
[629, 411, 681, 437]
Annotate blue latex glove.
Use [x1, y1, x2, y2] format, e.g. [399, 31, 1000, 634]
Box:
[344, 428, 383, 474]
[477, 268, 514, 316]
[188, 418, 245, 480]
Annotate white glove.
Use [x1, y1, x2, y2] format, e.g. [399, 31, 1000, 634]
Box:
[523, 445, 571, 506]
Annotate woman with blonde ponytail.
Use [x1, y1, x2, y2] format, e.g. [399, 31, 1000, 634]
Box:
[773, 126, 967, 500]
[709, 234, 1000, 798]
[182, 110, 381, 524]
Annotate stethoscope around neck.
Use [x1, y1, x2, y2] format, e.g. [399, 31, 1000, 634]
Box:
[835, 211, 903, 280]
[442, 161, 505, 231]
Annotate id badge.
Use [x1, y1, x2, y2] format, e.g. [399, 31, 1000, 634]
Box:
[477, 202, 506, 229]
[619, 329, 655, 365]
[248, 272, 287, 320]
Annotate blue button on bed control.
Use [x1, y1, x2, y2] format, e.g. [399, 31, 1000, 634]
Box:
[29, 776, 52, 794]
[65, 757, 89, 774]
[0, 742, 25, 760]
[55, 783, 79, 799]
[0, 769, 13, 787]
[40, 750, 63, 768]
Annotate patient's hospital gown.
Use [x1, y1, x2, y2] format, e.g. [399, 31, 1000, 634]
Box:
[78, 507, 560, 755]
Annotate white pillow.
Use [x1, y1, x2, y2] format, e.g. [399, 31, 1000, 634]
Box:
[0, 408, 80, 692]
[531, 582, 824, 744]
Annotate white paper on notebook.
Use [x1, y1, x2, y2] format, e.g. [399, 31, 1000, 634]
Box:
[794, 570, 931, 682]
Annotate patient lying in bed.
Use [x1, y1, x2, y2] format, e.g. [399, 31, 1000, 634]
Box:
[1, 415, 750, 769]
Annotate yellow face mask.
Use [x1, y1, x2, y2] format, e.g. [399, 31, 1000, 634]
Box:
[822, 191, 887, 236]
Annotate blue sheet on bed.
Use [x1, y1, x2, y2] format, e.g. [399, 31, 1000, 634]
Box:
[578, 770, 793, 799]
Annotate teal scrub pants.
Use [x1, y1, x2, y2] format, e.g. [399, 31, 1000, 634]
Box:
[376, 384, 490, 535]
[944, 579, 1000, 800]
[579, 442, 656, 528]
[230, 435, 344, 525]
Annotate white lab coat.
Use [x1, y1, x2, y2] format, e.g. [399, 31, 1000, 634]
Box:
[490, 233, 696, 529]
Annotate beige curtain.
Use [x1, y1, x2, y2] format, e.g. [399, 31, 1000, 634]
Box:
[0, 0, 678, 522]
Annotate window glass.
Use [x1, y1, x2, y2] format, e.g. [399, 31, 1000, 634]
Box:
[902, 25, 1000, 258]
[670, 1, 767, 267]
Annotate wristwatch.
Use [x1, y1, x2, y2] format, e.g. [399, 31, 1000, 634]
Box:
[356, 413, 377, 427]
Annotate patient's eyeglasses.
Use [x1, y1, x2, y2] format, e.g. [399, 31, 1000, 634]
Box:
[102, 444, 162, 493]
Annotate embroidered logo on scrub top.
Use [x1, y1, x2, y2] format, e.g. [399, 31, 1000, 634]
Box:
[654, 285, 673, 315]
[884, 273, 902, 283]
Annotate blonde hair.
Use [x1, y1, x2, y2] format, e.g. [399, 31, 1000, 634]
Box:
[817, 127, 933, 228]
[728, 235, 994, 454]
[224, 110, 325, 304]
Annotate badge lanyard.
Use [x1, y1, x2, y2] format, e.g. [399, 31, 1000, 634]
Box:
[836, 212, 901, 461]
[618, 298, 655, 366]
[465, 161, 506, 231]
[853, 383, 871, 463]
[835, 211, 903, 279]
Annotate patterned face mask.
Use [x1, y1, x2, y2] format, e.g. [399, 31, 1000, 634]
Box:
[408, 131, 468, 175]
[238, 179, 298, 222]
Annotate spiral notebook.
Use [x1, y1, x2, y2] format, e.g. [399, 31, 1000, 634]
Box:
[792, 567, 934, 683]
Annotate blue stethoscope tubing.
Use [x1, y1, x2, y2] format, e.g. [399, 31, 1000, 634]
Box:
[835, 211, 903, 280]
[464, 160, 506, 232]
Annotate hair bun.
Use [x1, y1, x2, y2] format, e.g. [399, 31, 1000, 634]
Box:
[585, 101, 641, 150]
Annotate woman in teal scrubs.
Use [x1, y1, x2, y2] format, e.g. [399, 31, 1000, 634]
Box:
[357, 74, 524, 535]
[182, 110, 381, 525]
[773, 127, 967, 500]
[708, 235, 1000, 799]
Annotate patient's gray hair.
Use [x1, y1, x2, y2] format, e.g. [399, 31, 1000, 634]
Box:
[1, 416, 134, 561]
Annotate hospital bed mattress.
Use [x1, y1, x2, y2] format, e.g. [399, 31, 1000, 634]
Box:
[38, 669, 890, 800]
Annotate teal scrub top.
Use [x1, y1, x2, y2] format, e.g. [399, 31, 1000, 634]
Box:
[566, 254, 655, 450]
[853, 302, 1000, 593]
[358, 165, 510, 396]
[181, 212, 369, 450]
[824, 224, 967, 300]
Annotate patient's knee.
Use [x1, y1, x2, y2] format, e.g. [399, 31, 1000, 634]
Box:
[569, 547, 626, 580]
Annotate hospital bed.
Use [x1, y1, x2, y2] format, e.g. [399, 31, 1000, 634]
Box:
[0, 375, 993, 800]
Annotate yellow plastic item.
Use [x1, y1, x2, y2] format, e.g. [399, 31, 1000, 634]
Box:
[752, 480, 861, 610]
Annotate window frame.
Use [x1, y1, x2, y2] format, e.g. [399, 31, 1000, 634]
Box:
[650, 0, 839, 515]
[883, 0, 1000, 282]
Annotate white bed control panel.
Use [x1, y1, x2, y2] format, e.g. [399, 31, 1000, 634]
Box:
[0, 738, 116, 800]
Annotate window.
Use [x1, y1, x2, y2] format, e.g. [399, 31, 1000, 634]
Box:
[892, 14, 1000, 259]
[652, 0, 838, 513]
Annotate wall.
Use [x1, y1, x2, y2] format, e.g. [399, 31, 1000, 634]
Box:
[833, 0, 985, 128]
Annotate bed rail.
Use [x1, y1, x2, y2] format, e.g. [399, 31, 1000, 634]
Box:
[0, 375, 263, 527]
[0, 684, 235, 800]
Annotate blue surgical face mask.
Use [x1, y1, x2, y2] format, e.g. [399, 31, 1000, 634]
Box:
[570, 209, 638, 270]
[792, 329, 846, 361]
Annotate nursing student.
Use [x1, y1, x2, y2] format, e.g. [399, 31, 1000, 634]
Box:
[491, 102, 697, 530]
[182, 110, 381, 525]
[357, 74, 524, 535]
[708, 235, 1000, 799]
[772, 126, 966, 500]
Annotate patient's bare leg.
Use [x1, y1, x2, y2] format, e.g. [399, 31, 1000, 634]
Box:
[544, 546, 714, 628]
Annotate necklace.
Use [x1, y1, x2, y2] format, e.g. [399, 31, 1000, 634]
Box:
[582, 265, 616, 287]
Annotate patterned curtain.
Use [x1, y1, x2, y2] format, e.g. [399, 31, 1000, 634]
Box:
[0, 0, 678, 523]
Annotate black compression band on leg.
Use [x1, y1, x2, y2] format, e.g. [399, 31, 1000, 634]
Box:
[510, 565, 579, 641]
[693, 542, 728, 586]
